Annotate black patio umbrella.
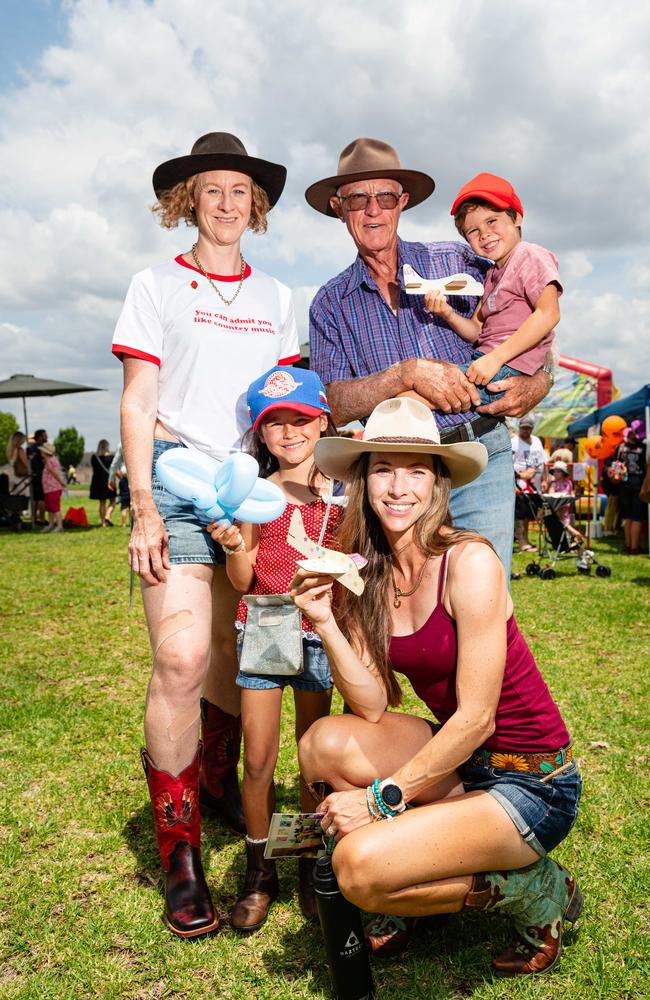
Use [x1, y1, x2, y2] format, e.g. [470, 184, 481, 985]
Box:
[0, 373, 103, 437]
[0, 373, 103, 525]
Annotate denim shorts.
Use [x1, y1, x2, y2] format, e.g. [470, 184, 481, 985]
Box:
[458, 759, 582, 857]
[236, 635, 333, 692]
[151, 440, 225, 566]
[458, 355, 521, 406]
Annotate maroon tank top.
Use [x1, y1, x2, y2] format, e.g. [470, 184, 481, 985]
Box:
[388, 550, 569, 752]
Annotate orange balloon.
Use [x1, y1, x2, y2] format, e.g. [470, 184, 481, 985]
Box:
[584, 435, 616, 460]
[601, 415, 627, 436]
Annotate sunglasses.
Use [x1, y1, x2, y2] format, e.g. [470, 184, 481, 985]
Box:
[338, 191, 401, 212]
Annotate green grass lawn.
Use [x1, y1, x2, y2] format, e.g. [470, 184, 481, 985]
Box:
[0, 512, 648, 999]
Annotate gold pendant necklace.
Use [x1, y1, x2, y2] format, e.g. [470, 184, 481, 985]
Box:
[191, 244, 246, 307]
[392, 557, 431, 609]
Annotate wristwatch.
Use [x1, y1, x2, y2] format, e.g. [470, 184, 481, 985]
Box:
[379, 778, 406, 813]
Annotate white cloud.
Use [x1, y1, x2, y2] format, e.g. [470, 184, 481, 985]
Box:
[0, 0, 648, 448]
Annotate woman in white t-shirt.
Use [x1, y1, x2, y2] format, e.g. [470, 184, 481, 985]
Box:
[113, 133, 299, 939]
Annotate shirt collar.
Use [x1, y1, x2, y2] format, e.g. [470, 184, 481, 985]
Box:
[342, 237, 409, 298]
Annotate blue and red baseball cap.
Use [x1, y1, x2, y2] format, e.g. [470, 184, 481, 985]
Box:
[247, 366, 330, 431]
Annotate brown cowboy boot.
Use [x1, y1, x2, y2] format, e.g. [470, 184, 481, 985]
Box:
[230, 839, 279, 932]
[199, 698, 246, 835]
[142, 745, 219, 938]
[297, 857, 319, 922]
[464, 857, 583, 976]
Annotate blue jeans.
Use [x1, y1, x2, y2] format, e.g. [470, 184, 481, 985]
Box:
[459, 760, 582, 856]
[458, 358, 521, 406]
[151, 439, 225, 565]
[449, 421, 515, 578]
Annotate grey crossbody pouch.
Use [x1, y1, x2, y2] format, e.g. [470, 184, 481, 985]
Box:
[239, 594, 304, 676]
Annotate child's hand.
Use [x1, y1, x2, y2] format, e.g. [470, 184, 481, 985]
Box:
[466, 352, 503, 386]
[424, 291, 454, 320]
[208, 520, 244, 551]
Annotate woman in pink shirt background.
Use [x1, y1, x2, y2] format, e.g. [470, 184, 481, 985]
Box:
[39, 442, 67, 533]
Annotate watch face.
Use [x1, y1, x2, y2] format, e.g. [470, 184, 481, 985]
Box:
[381, 783, 403, 808]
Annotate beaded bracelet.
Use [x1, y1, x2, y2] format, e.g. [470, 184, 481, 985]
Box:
[365, 784, 382, 821]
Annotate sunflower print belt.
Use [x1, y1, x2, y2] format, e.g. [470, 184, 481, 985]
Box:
[468, 743, 573, 774]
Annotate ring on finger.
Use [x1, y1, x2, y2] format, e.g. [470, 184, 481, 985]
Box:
[326, 823, 337, 837]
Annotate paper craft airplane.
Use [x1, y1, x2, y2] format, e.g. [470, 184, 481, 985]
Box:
[288, 508, 366, 595]
[403, 263, 484, 297]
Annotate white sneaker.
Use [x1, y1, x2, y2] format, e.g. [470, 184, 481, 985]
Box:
[52, 527, 64, 533]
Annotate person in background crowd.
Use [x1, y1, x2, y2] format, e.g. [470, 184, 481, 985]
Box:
[39, 441, 67, 533]
[601, 453, 622, 537]
[616, 425, 647, 555]
[512, 415, 545, 552]
[550, 438, 575, 466]
[90, 439, 116, 526]
[27, 429, 48, 524]
[116, 465, 131, 527]
[7, 431, 29, 485]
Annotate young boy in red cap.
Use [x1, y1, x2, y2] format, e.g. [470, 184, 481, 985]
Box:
[426, 173, 562, 389]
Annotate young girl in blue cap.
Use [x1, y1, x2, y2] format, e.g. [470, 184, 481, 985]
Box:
[209, 365, 340, 930]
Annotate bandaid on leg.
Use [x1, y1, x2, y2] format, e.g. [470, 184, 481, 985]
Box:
[147, 609, 202, 745]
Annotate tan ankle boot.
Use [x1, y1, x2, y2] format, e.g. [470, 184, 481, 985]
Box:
[230, 839, 279, 932]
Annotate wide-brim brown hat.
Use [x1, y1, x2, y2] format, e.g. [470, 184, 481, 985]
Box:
[152, 132, 287, 206]
[305, 137, 435, 217]
[314, 398, 487, 488]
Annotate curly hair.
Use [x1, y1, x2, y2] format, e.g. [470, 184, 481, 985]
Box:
[152, 174, 270, 233]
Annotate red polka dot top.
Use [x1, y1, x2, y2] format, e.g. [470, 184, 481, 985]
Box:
[236, 498, 343, 636]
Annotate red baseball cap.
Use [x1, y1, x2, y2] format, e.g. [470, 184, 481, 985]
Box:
[451, 173, 524, 218]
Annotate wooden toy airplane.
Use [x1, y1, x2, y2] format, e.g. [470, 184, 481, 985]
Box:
[403, 263, 484, 297]
[288, 508, 366, 595]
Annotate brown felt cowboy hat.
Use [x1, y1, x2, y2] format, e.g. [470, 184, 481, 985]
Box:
[314, 398, 487, 488]
[152, 132, 287, 206]
[305, 137, 435, 217]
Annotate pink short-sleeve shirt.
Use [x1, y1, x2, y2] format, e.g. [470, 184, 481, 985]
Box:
[478, 241, 562, 375]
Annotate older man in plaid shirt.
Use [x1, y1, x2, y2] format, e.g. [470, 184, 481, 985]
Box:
[306, 139, 552, 578]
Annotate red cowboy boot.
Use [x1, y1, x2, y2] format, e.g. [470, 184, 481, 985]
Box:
[199, 698, 246, 834]
[142, 745, 220, 938]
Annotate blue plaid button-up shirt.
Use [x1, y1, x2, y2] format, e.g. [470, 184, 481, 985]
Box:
[309, 238, 490, 429]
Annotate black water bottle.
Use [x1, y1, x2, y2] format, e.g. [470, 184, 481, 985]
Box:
[314, 854, 375, 1000]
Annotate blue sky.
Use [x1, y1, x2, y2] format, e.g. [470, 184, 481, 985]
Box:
[0, 2, 67, 89]
[0, 1, 648, 449]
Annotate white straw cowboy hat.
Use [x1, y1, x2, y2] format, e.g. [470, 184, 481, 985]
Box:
[305, 137, 435, 217]
[314, 398, 487, 488]
[152, 132, 287, 206]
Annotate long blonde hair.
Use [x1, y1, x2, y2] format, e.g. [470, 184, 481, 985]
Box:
[335, 454, 491, 707]
[6, 431, 26, 464]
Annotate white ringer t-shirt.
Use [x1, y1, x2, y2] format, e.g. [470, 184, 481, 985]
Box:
[112, 256, 300, 461]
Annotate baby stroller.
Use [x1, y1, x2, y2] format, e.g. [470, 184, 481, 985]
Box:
[521, 488, 612, 580]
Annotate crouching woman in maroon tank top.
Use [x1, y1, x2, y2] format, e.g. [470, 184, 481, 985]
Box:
[290, 397, 582, 979]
